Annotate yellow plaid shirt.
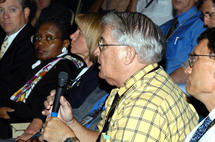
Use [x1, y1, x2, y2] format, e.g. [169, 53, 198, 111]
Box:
[97, 63, 198, 142]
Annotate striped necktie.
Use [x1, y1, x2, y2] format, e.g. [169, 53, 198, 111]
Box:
[0, 36, 9, 59]
[190, 116, 213, 142]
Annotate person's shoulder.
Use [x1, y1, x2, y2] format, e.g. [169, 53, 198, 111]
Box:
[20, 23, 35, 37]
[0, 30, 5, 44]
[13, 24, 35, 47]
[63, 54, 86, 70]
[160, 18, 174, 31]
[134, 68, 183, 100]
[55, 54, 86, 76]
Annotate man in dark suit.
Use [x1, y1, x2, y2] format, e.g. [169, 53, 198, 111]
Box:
[0, 0, 36, 138]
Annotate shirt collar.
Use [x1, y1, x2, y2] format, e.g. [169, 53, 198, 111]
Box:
[176, 6, 198, 25]
[209, 108, 215, 120]
[32, 49, 68, 69]
[116, 63, 159, 97]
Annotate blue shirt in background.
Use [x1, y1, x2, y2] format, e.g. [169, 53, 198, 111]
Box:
[160, 6, 205, 74]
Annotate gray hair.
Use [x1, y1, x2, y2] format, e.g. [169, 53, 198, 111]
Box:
[102, 12, 165, 64]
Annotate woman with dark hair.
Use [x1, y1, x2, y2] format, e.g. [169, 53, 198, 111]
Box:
[0, 16, 84, 139]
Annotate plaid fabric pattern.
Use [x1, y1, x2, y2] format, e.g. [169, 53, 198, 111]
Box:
[97, 63, 198, 142]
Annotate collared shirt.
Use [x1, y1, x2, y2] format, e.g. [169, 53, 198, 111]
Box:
[185, 108, 215, 142]
[97, 63, 198, 142]
[31, 49, 69, 69]
[2, 24, 26, 57]
[160, 6, 205, 74]
[137, 0, 173, 25]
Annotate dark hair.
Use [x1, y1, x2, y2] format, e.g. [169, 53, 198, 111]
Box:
[37, 16, 72, 41]
[0, 0, 5, 3]
[17, 0, 31, 9]
[199, 0, 215, 8]
[197, 28, 215, 54]
[196, 0, 204, 9]
[0, 0, 32, 10]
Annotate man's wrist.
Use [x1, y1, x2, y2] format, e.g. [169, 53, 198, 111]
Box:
[24, 129, 37, 135]
[67, 117, 76, 128]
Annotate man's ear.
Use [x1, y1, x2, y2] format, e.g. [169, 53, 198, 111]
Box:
[24, 7, 30, 21]
[124, 46, 136, 65]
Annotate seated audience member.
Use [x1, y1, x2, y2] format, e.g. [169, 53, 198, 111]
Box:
[200, 0, 215, 28]
[127, 0, 174, 25]
[185, 28, 215, 142]
[65, 13, 110, 130]
[160, 0, 205, 84]
[30, 0, 72, 30]
[0, 0, 37, 138]
[41, 12, 198, 142]
[0, 17, 83, 139]
[88, 0, 131, 12]
[17, 13, 110, 141]
[188, 0, 215, 120]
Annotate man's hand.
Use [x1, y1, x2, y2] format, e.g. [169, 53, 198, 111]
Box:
[0, 107, 14, 119]
[41, 117, 77, 142]
[16, 118, 43, 141]
[42, 90, 74, 123]
[16, 137, 40, 142]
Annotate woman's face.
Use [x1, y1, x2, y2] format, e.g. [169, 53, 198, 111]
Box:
[34, 23, 63, 60]
[70, 27, 89, 59]
[36, 0, 51, 10]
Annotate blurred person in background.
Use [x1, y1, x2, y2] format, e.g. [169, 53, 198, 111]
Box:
[200, 0, 215, 28]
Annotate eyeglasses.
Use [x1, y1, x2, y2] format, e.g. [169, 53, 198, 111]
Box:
[98, 38, 128, 52]
[188, 53, 215, 67]
[202, 11, 215, 20]
[34, 34, 60, 42]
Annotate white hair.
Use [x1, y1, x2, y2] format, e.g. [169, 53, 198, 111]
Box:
[102, 12, 165, 64]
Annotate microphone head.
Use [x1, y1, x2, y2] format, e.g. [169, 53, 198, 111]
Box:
[58, 72, 69, 87]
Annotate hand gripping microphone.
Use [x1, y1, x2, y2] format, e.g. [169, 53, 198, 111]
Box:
[51, 71, 69, 117]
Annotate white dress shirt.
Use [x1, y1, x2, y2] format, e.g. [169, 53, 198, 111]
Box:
[136, 0, 173, 25]
[185, 108, 215, 142]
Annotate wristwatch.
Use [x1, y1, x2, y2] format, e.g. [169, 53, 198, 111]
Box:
[64, 137, 79, 142]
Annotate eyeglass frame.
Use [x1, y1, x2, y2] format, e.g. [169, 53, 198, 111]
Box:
[98, 37, 128, 52]
[188, 53, 215, 67]
[201, 11, 215, 20]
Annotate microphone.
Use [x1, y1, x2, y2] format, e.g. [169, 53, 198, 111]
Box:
[51, 71, 69, 117]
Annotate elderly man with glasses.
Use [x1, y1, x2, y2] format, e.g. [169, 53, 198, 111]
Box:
[40, 12, 198, 142]
[185, 28, 215, 142]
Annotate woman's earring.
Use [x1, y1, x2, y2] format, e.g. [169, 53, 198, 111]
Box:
[62, 47, 67, 53]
